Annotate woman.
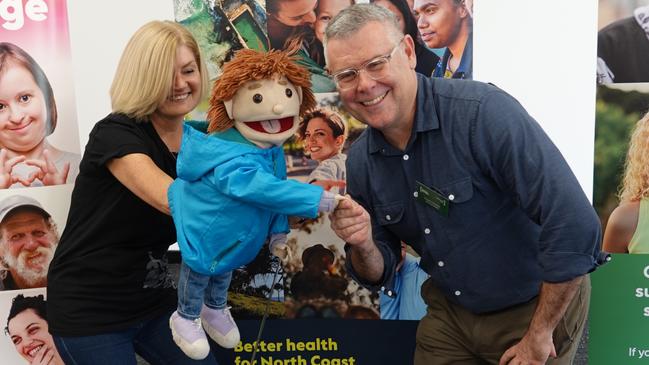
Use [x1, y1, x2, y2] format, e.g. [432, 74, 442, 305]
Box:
[298, 109, 347, 194]
[0, 42, 81, 188]
[370, 0, 439, 76]
[604, 112, 649, 253]
[5, 294, 64, 365]
[46, 21, 216, 364]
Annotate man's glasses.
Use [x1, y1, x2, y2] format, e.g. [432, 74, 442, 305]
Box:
[329, 38, 404, 90]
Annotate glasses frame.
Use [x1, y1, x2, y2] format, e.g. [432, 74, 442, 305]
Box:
[329, 37, 405, 90]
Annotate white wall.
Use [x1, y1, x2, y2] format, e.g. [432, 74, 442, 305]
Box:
[474, 0, 597, 198]
[67, 0, 597, 198]
[66, 0, 175, 147]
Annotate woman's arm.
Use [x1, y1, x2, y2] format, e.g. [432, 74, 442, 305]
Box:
[603, 201, 640, 253]
[107, 153, 174, 215]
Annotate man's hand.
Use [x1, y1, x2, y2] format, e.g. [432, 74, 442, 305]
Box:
[330, 196, 386, 284]
[499, 276, 583, 365]
[499, 331, 556, 365]
[329, 196, 372, 247]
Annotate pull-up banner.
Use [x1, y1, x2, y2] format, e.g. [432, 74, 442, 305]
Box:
[590, 254, 649, 364]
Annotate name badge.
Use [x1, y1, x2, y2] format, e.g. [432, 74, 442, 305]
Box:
[415, 181, 449, 217]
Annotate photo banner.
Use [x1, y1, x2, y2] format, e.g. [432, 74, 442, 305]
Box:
[0, 1, 79, 364]
[0, 0, 81, 155]
[590, 254, 649, 364]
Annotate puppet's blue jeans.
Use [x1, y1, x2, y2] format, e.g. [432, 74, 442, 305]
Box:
[177, 261, 232, 320]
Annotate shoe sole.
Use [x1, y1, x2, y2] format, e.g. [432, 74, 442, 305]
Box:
[202, 322, 240, 349]
[169, 316, 211, 360]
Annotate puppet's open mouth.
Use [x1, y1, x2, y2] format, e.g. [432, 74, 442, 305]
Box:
[244, 116, 294, 134]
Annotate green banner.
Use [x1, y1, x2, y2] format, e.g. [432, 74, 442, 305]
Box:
[590, 254, 649, 363]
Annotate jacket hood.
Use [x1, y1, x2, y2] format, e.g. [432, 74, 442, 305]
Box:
[177, 124, 273, 181]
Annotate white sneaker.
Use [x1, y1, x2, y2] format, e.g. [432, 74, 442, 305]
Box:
[201, 305, 240, 348]
[169, 311, 210, 360]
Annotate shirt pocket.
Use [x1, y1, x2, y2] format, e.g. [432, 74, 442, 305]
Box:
[435, 176, 481, 245]
[437, 176, 473, 204]
[373, 201, 405, 227]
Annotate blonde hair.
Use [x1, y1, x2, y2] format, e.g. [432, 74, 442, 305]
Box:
[207, 49, 316, 133]
[620, 111, 649, 202]
[110, 20, 209, 121]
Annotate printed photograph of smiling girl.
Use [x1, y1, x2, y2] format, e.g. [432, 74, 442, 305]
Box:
[285, 93, 364, 182]
[0, 43, 81, 189]
[281, 93, 378, 319]
[0, 288, 64, 365]
[0, 0, 81, 189]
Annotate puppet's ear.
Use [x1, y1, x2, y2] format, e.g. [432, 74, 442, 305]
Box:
[296, 86, 303, 103]
[224, 99, 234, 120]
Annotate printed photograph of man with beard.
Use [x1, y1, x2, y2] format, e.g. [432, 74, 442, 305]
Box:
[0, 195, 58, 291]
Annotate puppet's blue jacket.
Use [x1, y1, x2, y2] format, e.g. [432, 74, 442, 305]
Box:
[168, 125, 324, 275]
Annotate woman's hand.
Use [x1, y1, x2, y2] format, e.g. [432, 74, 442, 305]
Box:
[24, 149, 71, 186]
[312, 179, 346, 191]
[0, 149, 26, 188]
[29, 345, 56, 365]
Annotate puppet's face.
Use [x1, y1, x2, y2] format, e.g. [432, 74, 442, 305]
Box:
[225, 74, 302, 148]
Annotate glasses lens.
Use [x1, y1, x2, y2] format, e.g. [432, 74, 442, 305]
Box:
[334, 70, 357, 89]
[364, 57, 390, 81]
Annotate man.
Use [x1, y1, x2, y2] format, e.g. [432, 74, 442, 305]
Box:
[324, 5, 603, 364]
[597, 4, 649, 83]
[379, 242, 429, 320]
[413, 0, 472, 78]
[266, 0, 318, 50]
[0, 195, 58, 290]
[266, 0, 336, 92]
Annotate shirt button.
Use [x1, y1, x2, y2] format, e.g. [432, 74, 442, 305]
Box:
[454, 290, 461, 296]
[403, 154, 409, 161]
[438, 261, 444, 267]
[448, 194, 455, 201]
[413, 191, 418, 198]
[386, 215, 391, 221]
[387, 290, 393, 296]
[381, 286, 386, 291]
[424, 228, 431, 234]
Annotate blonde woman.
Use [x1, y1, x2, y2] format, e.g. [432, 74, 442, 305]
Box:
[46, 21, 215, 364]
[604, 112, 649, 253]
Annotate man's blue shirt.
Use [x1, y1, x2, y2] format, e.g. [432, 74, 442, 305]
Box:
[433, 31, 473, 79]
[345, 74, 603, 313]
[380, 254, 429, 320]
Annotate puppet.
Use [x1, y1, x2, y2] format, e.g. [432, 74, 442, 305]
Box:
[167, 49, 341, 360]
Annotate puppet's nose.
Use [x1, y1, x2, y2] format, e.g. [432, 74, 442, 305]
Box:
[272, 104, 284, 115]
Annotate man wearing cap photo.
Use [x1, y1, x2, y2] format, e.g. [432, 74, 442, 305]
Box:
[0, 195, 59, 290]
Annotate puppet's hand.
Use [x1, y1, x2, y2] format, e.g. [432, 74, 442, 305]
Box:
[318, 191, 343, 213]
[269, 233, 290, 262]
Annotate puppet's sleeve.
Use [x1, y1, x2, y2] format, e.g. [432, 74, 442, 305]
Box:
[269, 214, 290, 235]
[211, 156, 324, 218]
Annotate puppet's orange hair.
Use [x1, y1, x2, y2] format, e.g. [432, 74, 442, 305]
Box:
[207, 49, 317, 133]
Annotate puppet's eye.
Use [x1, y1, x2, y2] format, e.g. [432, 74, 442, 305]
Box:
[253, 94, 263, 103]
[285, 88, 293, 98]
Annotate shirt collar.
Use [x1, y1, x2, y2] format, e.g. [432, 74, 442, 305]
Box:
[367, 74, 440, 154]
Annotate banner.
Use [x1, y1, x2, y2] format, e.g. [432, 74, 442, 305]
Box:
[0, 1, 79, 364]
[590, 254, 649, 364]
[213, 319, 418, 365]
